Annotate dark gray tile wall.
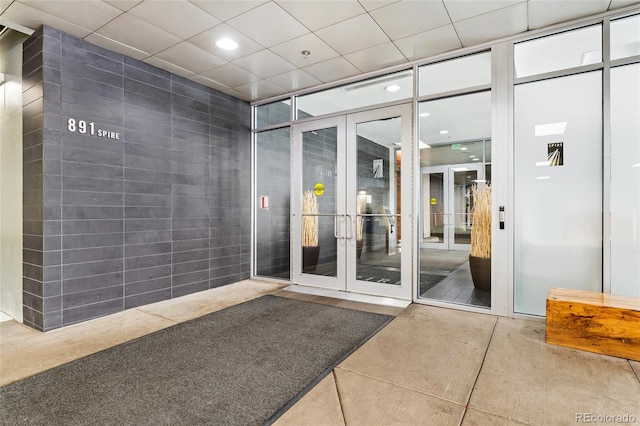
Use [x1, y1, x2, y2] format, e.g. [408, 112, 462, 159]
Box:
[22, 26, 250, 331]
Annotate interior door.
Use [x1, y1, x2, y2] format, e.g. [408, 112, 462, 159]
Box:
[421, 164, 483, 250]
[291, 105, 412, 300]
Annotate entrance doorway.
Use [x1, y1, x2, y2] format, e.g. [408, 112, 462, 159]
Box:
[291, 105, 412, 300]
[421, 164, 484, 250]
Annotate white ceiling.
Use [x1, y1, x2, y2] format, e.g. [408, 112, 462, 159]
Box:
[1, 0, 639, 103]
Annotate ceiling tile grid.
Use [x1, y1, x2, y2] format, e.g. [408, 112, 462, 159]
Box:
[1, 0, 640, 102]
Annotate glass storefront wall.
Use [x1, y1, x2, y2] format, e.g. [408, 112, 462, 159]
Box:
[418, 90, 492, 308]
[252, 9, 640, 315]
[254, 128, 291, 279]
[514, 72, 603, 315]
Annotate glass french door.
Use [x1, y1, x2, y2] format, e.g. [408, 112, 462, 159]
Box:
[291, 105, 412, 300]
[421, 164, 484, 250]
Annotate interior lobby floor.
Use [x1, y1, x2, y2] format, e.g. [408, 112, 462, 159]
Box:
[1, 280, 639, 425]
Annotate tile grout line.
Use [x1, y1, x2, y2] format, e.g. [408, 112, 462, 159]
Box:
[458, 316, 499, 426]
[332, 369, 348, 426]
[334, 366, 464, 407]
[629, 360, 640, 384]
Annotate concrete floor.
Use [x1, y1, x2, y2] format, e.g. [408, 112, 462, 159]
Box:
[2, 280, 639, 425]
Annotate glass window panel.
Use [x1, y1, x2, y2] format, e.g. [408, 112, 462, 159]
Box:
[514, 71, 602, 316]
[610, 63, 640, 297]
[355, 118, 402, 285]
[296, 70, 413, 118]
[419, 52, 491, 96]
[514, 25, 602, 78]
[255, 99, 291, 128]
[255, 128, 291, 279]
[611, 14, 640, 60]
[301, 127, 338, 277]
[418, 91, 491, 168]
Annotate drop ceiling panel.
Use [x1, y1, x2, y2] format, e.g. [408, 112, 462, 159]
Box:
[359, 0, 400, 12]
[444, 0, 524, 23]
[394, 24, 462, 61]
[103, 0, 142, 12]
[609, 0, 640, 9]
[269, 33, 340, 67]
[345, 42, 408, 72]
[226, 2, 309, 47]
[189, 0, 268, 22]
[188, 24, 263, 61]
[232, 49, 297, 78]
[127, 0, 220, 40]
[370, 0, 451, 40]
[1, 0, 12, 14]
[96, 13, 181, 55]
[454, 2, 528, 46]
[154, 42, 226, 74]
[316, 13, 390, 55]
[20, 0, 122, 31]
[267, 69, 322, 91]
[528, 0, 610, 29]
[200, 63, 260, 88]
[84, 32, 149, 60]
[302, 56, 361, 83]
[143, 56, 195, 78]
[235, 79, 284, 99]
[276, 0, 366, 31]
[1, 2, 92, 38]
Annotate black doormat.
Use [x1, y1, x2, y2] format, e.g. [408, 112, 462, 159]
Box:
[419, 274, 447, 295]
[0, 295, 392, 426]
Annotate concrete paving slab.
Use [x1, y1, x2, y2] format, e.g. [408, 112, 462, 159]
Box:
[338, 303, 497, 404]
[334, 368, 464, 426]
[0, 308, 177, 386]
[462, 408, 529, 425]
[137, 279, 285, 322]
[470, 317, 640, 425]
[274, 373, 345, 426]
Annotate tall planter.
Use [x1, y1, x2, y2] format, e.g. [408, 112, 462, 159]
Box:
[470, 184, 491, 292]
[302, 190, 319, 272]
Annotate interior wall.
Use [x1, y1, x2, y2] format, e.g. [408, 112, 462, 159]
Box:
[0, 29, 29, 322]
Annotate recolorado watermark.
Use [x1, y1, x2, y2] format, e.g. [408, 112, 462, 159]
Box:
[576, 413, 637, 423]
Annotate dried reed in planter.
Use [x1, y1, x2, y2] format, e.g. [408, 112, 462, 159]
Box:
[302, 190, 319, 247]
[356, 194, 367, 241]
[471, 183, 492, 258]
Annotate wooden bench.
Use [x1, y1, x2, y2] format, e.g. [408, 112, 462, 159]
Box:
[546, 288, 640, 361]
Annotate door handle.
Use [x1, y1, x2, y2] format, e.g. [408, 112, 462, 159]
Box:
[334, 215, 343, 239]
[345, 214, 353, 240]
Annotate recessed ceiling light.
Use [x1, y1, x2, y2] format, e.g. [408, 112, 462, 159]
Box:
[216, 38, 238, 50]
[460, 147, 468, 151]
[472, 158, 480, 161]
[419, 112, 430, 117]
[385, 84, 400, 92]
[469, 155, 476, 158]
[438, 130, 449, 134]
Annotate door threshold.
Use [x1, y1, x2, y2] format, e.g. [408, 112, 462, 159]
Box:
[284, 285, 412, 309]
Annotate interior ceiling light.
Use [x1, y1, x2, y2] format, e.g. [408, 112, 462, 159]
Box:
[536, 161, 551, 167]
[438, 130, 449, 134]
[537, 176, 551, 180]
[452, 167, 469, 172]
[472, 158, 480, 161]
[385, 84, 400, 92]
[633, 163, 640, 168]
[216, 38, 238, 50]
[419, 112, 430, 117]
[460, 147, 468, 151]
[535, 122, 567, 136]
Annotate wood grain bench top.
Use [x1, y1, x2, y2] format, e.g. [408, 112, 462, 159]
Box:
[547, 287, 640, 311]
